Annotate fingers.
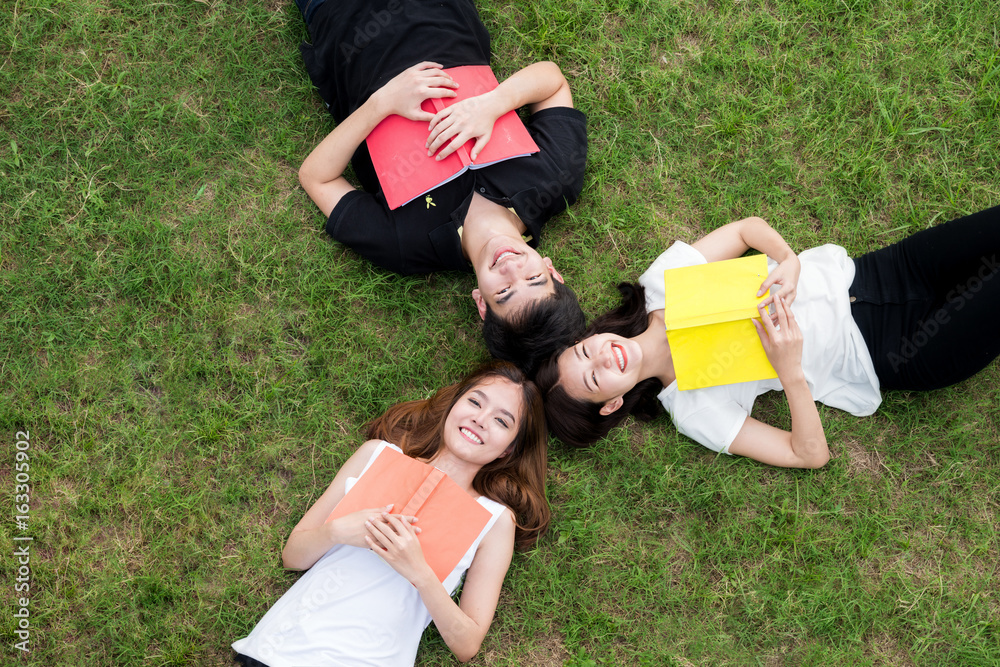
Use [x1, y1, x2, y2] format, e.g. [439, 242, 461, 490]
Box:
[365, 522, 390, 551]
[427, 115, 456, 154]
[435, 133, 468, 160]
[772, 293, 790, 330]
[360, 504, 394, 516]
[383, 512, 414, 535]
[428, 106, 452, 134]
[469, 135, 490, 162]
[410, 63, 458, 86]
[757, 300, 778, 336]
[751, 317, 770, 350]
[757, 275, 775, 297]
[387, 512, 422, 533]
[758, 294, 779, 326]
[779, 296, 800, 334]
[424, 85, 459, 99]
[367, 512, 420, 538]
[364, 512, 420, 553]
[769, 281, 795, 302]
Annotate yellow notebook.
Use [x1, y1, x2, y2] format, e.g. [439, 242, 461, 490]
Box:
[663, 254, 777, 390]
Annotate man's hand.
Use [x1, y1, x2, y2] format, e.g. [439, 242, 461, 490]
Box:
[376, 62, 459, 122]
[426, 91, 502, 161]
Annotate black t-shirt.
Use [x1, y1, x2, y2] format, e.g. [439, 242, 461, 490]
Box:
[327, 107, 588, 274]
[301, 0, 589, 274]
[302, 0, 491, 123]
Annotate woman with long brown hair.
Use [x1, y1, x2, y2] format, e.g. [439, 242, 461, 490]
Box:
[232, 361, 549, 666]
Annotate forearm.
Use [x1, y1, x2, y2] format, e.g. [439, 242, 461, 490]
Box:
[693, 216, 797, 264]
[298, 92, 390, 187]
[781, 373, 829, 468]
[412, 570, 488, 662]
[487, 61, 569, 116]
[282, 523, 339, 570]
[738, 217, 796, 262]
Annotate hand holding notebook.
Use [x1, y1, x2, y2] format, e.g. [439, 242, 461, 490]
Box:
[751, 292, 804, 380]
[327, 503, 417, 549]
[367, 66, 540, 209]
[663, 254, 778, 390]
[426, 91, 504, 161]
[375, 61, 460, 123]
[327, 445, 493, 583]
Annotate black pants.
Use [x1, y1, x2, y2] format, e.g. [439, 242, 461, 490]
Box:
[293, 0, 326, 26]
[850, 204, 1000, 391]
[234, 653, 270, 667]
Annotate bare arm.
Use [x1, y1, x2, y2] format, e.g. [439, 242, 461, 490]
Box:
[298, 62, 460, 217]
[691, 216, 801, 305]
[727, 296, 828, 468]
[281, 440, 418, 570]
[366, 510, 516, 662]
[426, 61, 573, 160]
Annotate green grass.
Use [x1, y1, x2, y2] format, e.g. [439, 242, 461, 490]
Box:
[2, 0, 998, 664]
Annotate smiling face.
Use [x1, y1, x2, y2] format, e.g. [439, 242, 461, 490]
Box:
[441, 377, 525, 466]
[470, 238, 563, 320]
[556, 333, 644, 411]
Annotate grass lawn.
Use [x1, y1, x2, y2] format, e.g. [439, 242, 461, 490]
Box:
[2, 0, 998, 664]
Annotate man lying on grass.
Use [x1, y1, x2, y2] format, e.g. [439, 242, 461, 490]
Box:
[294, 0, 588, 374]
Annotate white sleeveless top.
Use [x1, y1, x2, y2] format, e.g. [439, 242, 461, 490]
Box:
[232, 442, 509, 666]
[640, 242, 881, 454]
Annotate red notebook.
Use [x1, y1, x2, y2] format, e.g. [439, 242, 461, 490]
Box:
[366, 65, 540, 210]
[326, 445, 494, 583]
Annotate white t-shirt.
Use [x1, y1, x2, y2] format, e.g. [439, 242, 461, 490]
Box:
[638, 242, 881, 454]
[232, 442, 508, 667]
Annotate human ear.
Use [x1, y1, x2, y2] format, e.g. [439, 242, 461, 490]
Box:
[497, 444, 514, 459]
[599, 396, 624, 416]
[471, 288, 487, 320]
[543, 257, 565, 284]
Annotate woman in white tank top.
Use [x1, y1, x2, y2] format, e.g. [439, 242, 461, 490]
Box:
[232, 361, 550, 666]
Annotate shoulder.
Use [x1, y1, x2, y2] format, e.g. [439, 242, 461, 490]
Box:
[668, 388, 753, 454]
[637, 241, 706, 311]
[326, 187, 470, 274]
[479, 507, 516, 550]
[641, 241, 706, 274]
[339, 439, 387, 477]
[356, 439, 385, 457]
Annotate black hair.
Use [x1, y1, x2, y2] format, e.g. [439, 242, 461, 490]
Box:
[534, 282, 663, 447]
[481, 280, 586, 377]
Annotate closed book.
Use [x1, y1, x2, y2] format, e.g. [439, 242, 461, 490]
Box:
[366, 65, 540, 210]
[327, 445, 493, 583]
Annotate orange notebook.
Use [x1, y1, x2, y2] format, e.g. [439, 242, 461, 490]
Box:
[326, 445, 493, 583]
[366, 65, 540, 210]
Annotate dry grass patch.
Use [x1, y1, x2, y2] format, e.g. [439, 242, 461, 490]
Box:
[844, 436, 888, 480]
